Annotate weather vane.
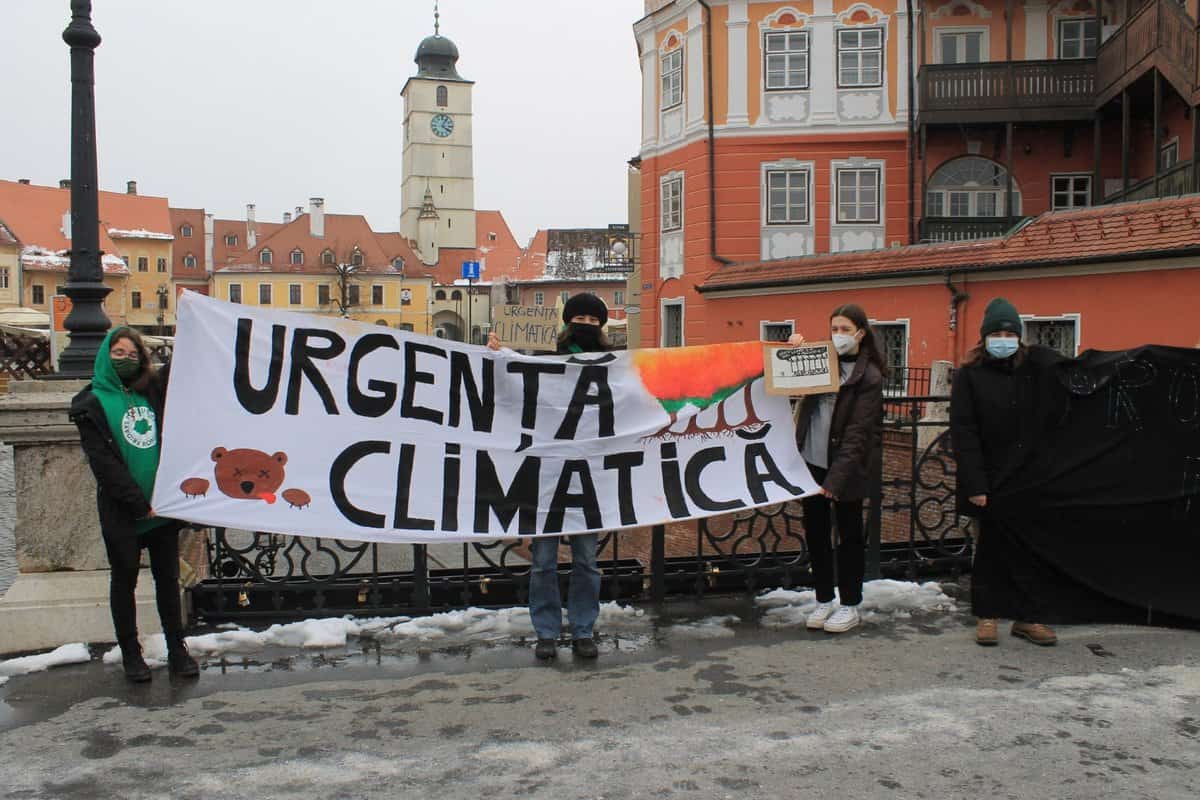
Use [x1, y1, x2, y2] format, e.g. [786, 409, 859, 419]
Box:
[434, 0, 440, 35]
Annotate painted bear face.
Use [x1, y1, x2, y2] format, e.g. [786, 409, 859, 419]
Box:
[211, 447, 288, 503]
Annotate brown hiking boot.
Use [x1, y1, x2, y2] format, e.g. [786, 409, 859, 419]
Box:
[975, 618, 999, 646]
[1011, 622, 1057, 646]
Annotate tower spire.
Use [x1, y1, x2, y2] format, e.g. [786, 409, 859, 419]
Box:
[434, 0, 440, 35]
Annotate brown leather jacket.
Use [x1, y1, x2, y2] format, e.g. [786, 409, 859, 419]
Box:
[793, 357, 884, 500]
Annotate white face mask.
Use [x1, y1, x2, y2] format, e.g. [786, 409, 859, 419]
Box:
[832, 333, 859, 356]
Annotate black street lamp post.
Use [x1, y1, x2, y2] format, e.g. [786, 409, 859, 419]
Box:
[58, 0, 112, 377]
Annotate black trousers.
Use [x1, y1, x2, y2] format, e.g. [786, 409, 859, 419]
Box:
[102, 524, 182, 642]
[802, 464, 865, 606]
[970, 515, 1049, 623]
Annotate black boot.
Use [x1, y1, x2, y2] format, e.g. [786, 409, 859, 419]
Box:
[118, 636, 151, 683]
[166, 632, 200, 678]
[534, 638, 558, 661]
[571, 638, 599, 659]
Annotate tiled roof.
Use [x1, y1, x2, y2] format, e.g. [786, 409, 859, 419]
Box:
[513, 229, 549, 280]
[21, 246, 130, 275]
[700, 195, 1200, 292]
[0, 219, 17, 246]
[168, 207, 206, 278]
[422, 210, 524, 285]
[211, 217, 282, 268]
[0, 179, 170, 257]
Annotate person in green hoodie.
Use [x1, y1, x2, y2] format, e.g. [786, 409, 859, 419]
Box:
[68, 327, 199, 682]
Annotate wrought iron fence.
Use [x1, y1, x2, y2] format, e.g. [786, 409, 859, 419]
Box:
[190, 392, 973, 623]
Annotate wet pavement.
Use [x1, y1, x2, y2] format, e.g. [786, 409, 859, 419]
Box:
[1, 597, 1198, 799]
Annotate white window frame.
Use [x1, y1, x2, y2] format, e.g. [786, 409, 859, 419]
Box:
[661, 174, 683, 232]
[836, 167, 882, 224]
[836, 27, 884, 88]
[183, 254, 197, 268]
[871, 318, 910, 396]
[661, 46, 683, 110]
[613, 290, 625, 306]
[1051, 173, 1093, 210]
[661, 297, 685, 348]
[1020, 313, 1081, 357]
[258, 283, 272, 305]
[180, 224, 193, 238]
[351, 250, 364, 267]
[322, 250, 336, 266]
[228, 283, 242, 304]
[764, 30, 810, 91]
[0, 267, 8, 289]
[534, 291, 545, 306]
[759, 320, 795, 342]
[765, 168, 812, 225]
[259, 249, 272, 266]
[288, 283, 302, 306]
[225, 233, 238, 247]
[290, 249, 304, 266]
[934, 26, 989, 65]
[560, 290, 570, 304]
[1057, 17, 1099, 60]
[1161, 138, 1180, 171]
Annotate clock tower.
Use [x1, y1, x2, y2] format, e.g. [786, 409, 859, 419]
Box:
[401, 22, 476, 261]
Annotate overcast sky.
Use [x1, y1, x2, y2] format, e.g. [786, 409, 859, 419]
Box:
[3, 0, 645, 245]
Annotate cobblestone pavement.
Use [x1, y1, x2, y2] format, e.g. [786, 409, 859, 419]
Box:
[1, 600, 1197, 800]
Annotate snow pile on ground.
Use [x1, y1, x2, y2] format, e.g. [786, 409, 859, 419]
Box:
[0, 643, 91, 677]
[665, 615, 740, 639]
[757, 580, 957, 628]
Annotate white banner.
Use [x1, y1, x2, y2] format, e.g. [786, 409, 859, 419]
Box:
[153, 292, 818, 543]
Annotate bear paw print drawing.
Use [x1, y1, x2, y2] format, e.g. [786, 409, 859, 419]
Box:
[180, 447, 311, 509]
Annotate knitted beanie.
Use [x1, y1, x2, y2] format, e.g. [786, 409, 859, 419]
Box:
[980, 297, 1022, 338]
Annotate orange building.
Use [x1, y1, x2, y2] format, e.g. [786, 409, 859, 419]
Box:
[635, 0, 1200, 365]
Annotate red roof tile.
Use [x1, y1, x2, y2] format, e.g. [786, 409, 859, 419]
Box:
[168, 207, 207, 278]
[699, 195, 1200, 292]
[0, 179, 170, 257]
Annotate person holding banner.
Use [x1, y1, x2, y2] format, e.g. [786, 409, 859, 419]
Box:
[68, 328, 200, 682]
[788, 304, 885, 634]
[489, 292, 608, 660]
[951, 298, 1061, 648]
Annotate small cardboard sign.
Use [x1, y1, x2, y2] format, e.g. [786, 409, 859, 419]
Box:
[492, 304, 560, 352]
[763, 341, 840, 396]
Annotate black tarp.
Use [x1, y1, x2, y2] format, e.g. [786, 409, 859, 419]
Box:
[983, 346, 1200, 625]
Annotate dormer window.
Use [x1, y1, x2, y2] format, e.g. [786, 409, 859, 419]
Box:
[351, 250, 364, 267]
[322, 249, 335, 266]
[392, 257, 405, 271]
[290, 248, 304, 266]
[260, 248, 273, 266]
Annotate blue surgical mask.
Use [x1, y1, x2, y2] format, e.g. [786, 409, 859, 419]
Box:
[985, 336, 1020, 359]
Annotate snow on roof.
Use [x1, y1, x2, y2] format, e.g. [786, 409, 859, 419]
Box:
[20, 245, 130, 275]
[107, 227, 173, 240]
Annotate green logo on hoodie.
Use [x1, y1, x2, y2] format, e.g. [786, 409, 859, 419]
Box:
[121, 406, 157, 449]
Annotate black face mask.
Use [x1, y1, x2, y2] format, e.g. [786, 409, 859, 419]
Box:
[566, 322, 602, 351]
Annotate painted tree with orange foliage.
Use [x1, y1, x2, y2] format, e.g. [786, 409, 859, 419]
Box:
[632, 341, 768, 437]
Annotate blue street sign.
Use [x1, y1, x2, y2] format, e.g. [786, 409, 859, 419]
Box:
[461, 260, 481, 280]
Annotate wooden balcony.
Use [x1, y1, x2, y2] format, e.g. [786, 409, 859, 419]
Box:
[1096, 0, 1197, 107]
[917, 217, 1030, 244]
[918, 59, 1096, 126]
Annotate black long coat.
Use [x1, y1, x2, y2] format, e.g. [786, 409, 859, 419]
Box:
[949, 345, 1065, 518]
[793, 357, 884, 501]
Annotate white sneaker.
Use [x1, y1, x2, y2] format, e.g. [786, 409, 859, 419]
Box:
[823, 605, 861, 633]
[806, 602, 836, 630]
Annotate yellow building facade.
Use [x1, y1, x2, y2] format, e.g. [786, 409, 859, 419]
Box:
[210, 270, 434, 334]
[110, 233, 175, 332]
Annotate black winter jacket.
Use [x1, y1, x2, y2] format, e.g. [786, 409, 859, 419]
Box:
[949, 345, 1065, 518]
[68, 365, 179, 543]
[793, 357, 884, 501]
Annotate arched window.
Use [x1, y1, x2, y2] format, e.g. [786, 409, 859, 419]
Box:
[322, 249, 335, 266]
[290, 249, 304, 266]
[183, 253, 197, 268]
[450, 290, 462, 301]
[180, 224, 193, 238]
[225, 233, 238, 247]
[259, 248, 273, 266]
[392, 257, 405, 271]
[436, 85, 448, 107]
[926, 157, 1022, 218]
[435, 289, 446, 301]
[375, 319, 389, 326]
[351, 250, 364, 267]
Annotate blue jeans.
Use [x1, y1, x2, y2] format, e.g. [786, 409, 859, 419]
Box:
[528, 533, 601, 640]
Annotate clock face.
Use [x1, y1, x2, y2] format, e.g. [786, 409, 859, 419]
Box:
[430, 113, 454, 138]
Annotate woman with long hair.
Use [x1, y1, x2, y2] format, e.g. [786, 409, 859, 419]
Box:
[951, 297, 1060, 647]
[488, 293, 609, 660]
[788, 303, 885, 633]
[69, 327, 199, 682]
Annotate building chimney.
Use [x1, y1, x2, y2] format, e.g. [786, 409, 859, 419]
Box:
[59, 179, 71, 189]
[310, 197, 325, 238]
[126, 180, 137, 195]
[295, 206, 303, 219]
[62, 211, 72, 240]
[246, 203, 257, 249]
[283, 212, 292, 224]
[17, 178, 30, 185]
